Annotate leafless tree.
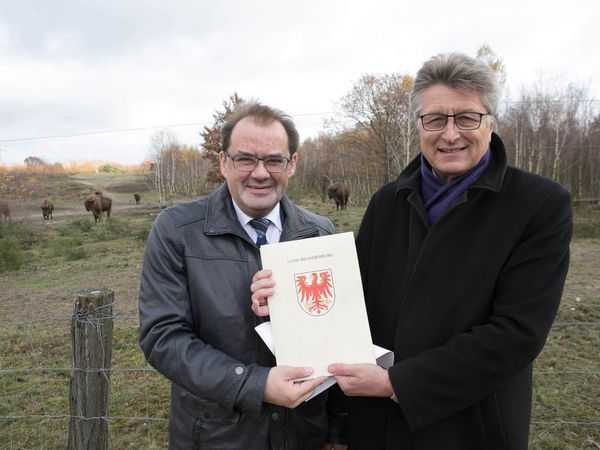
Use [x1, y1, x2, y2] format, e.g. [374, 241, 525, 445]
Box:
[150, 131, 211, 205]
[336, 73, 417, 184]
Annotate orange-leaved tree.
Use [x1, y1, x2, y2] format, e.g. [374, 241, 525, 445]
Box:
[200, 93, 245, 184]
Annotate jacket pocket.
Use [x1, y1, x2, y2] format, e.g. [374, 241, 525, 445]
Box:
[178, 387, 241, 423]
[178, 388, 246, 450]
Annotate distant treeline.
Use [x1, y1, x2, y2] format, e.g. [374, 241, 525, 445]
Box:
[149, 78, 599, 206]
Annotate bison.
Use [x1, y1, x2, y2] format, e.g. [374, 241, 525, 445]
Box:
[0, 201, 10, 221]
[84, 194, 112, 223]
[41, 199, 54, 220]
[327, 182, 350, 210]
[133, 193, 140, 204]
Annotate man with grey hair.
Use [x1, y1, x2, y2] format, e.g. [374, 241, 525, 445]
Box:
[139, 101, 347, 449]
[252, 53, 572, 449]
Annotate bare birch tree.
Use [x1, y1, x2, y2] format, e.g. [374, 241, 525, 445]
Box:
[150, 131, 211, 205]
[337, 73, 417, 184]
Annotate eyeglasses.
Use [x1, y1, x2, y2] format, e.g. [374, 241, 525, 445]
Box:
[419, 112, 490, 131]
[225, 152, 290, 173]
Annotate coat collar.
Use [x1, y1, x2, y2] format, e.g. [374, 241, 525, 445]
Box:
[203, 184, 243, 236]
[202, 183, 317, 240]
[395, 132, 507, 195]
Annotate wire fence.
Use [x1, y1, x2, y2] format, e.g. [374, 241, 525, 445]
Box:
[1, 315, 599, 449]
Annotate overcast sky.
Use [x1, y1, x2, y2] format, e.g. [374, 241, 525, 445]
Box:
[1, 0, 599, 166]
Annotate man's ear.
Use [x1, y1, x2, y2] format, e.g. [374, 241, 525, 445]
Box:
[287, 153, 298, 176]
[219, 151, 228, 178]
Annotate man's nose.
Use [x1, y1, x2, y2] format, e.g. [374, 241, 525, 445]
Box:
[251, 159, 271, 178]
[441, 117, 461, 140]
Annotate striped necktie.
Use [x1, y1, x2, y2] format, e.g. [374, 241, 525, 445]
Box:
[250, 218, 271, 246]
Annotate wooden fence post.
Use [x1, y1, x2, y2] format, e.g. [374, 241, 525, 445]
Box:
[68, 288, 114, 450]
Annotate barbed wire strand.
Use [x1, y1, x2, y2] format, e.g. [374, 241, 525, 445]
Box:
[0, 414, 168, 422]
[2, 317, 599, 329]
[0, 414, 596, 426]
[1, 367, 597, 376]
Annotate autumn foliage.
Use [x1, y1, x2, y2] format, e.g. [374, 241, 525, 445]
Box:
[200, 92, 245, 183]
[0, 162, 67, 198]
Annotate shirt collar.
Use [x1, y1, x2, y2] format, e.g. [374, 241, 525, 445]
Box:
[231, 200, 282, 232]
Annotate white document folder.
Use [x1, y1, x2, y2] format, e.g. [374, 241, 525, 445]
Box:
[259, 232, 376, 378]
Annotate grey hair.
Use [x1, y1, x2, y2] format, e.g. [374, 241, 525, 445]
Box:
[410, 52, 501, 119]
[221, 101, 300, 155]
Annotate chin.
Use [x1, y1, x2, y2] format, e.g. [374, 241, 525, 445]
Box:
[244, 196, 277, 211]
[436, 164, 470, 180]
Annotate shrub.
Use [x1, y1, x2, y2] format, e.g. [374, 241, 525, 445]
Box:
[0, 236, 24, 271]
[64, 245, 87, 261]
[48, 236, 87, 261]
[98, 164, 120, 173]
[105, 217, 127, 235]
[63, 218, 94, 234]
[0, 220, 38, 246]
[132, 223, 151, 242]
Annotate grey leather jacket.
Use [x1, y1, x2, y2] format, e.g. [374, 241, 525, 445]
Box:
[139, 184, 343, 449]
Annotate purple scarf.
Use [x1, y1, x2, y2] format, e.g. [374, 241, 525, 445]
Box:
[420, 148, 491, 224]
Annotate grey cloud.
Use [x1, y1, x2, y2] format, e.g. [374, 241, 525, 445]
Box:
[0, 0, 227, 58]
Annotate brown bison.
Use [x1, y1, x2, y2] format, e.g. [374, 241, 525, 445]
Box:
[84, 194, 112, 223]
[133, 193, 140, 204]
[0, 201, 10, 221]
[41, 199, 54, 220]
[327, 182, 350, 210]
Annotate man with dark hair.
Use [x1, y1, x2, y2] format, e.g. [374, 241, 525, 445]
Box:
[253, 53, 572, 449]
[139, 101, 346, 449]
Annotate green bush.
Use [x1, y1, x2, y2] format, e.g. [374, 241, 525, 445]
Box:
[132, 223, 151, 242]
[105, 217, 127, 235]
[0, 221, 39, 247]
[0, 236, 24, 271]
[62, 218, 94, 234]
[64, 245, 87, 261]
[98, 164, 120, 173]
[47, 236, 87, 261]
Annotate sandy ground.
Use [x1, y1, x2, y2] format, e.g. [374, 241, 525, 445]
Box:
[3, 175, 157, 225]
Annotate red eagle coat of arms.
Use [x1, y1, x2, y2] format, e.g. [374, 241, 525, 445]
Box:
[295, 269, 335, 316]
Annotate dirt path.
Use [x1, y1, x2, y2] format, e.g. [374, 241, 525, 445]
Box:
[7, 178, 149, 225]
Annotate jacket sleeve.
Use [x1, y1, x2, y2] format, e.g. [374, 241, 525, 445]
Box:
[138, 210, 270, 418]
[388, 186, 573, 430]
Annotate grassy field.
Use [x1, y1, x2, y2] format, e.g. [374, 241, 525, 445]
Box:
[0, 173, 599, 449]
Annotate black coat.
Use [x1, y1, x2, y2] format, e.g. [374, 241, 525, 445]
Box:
[139, 184, 344, 449]
[350, 134, 572, 450]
